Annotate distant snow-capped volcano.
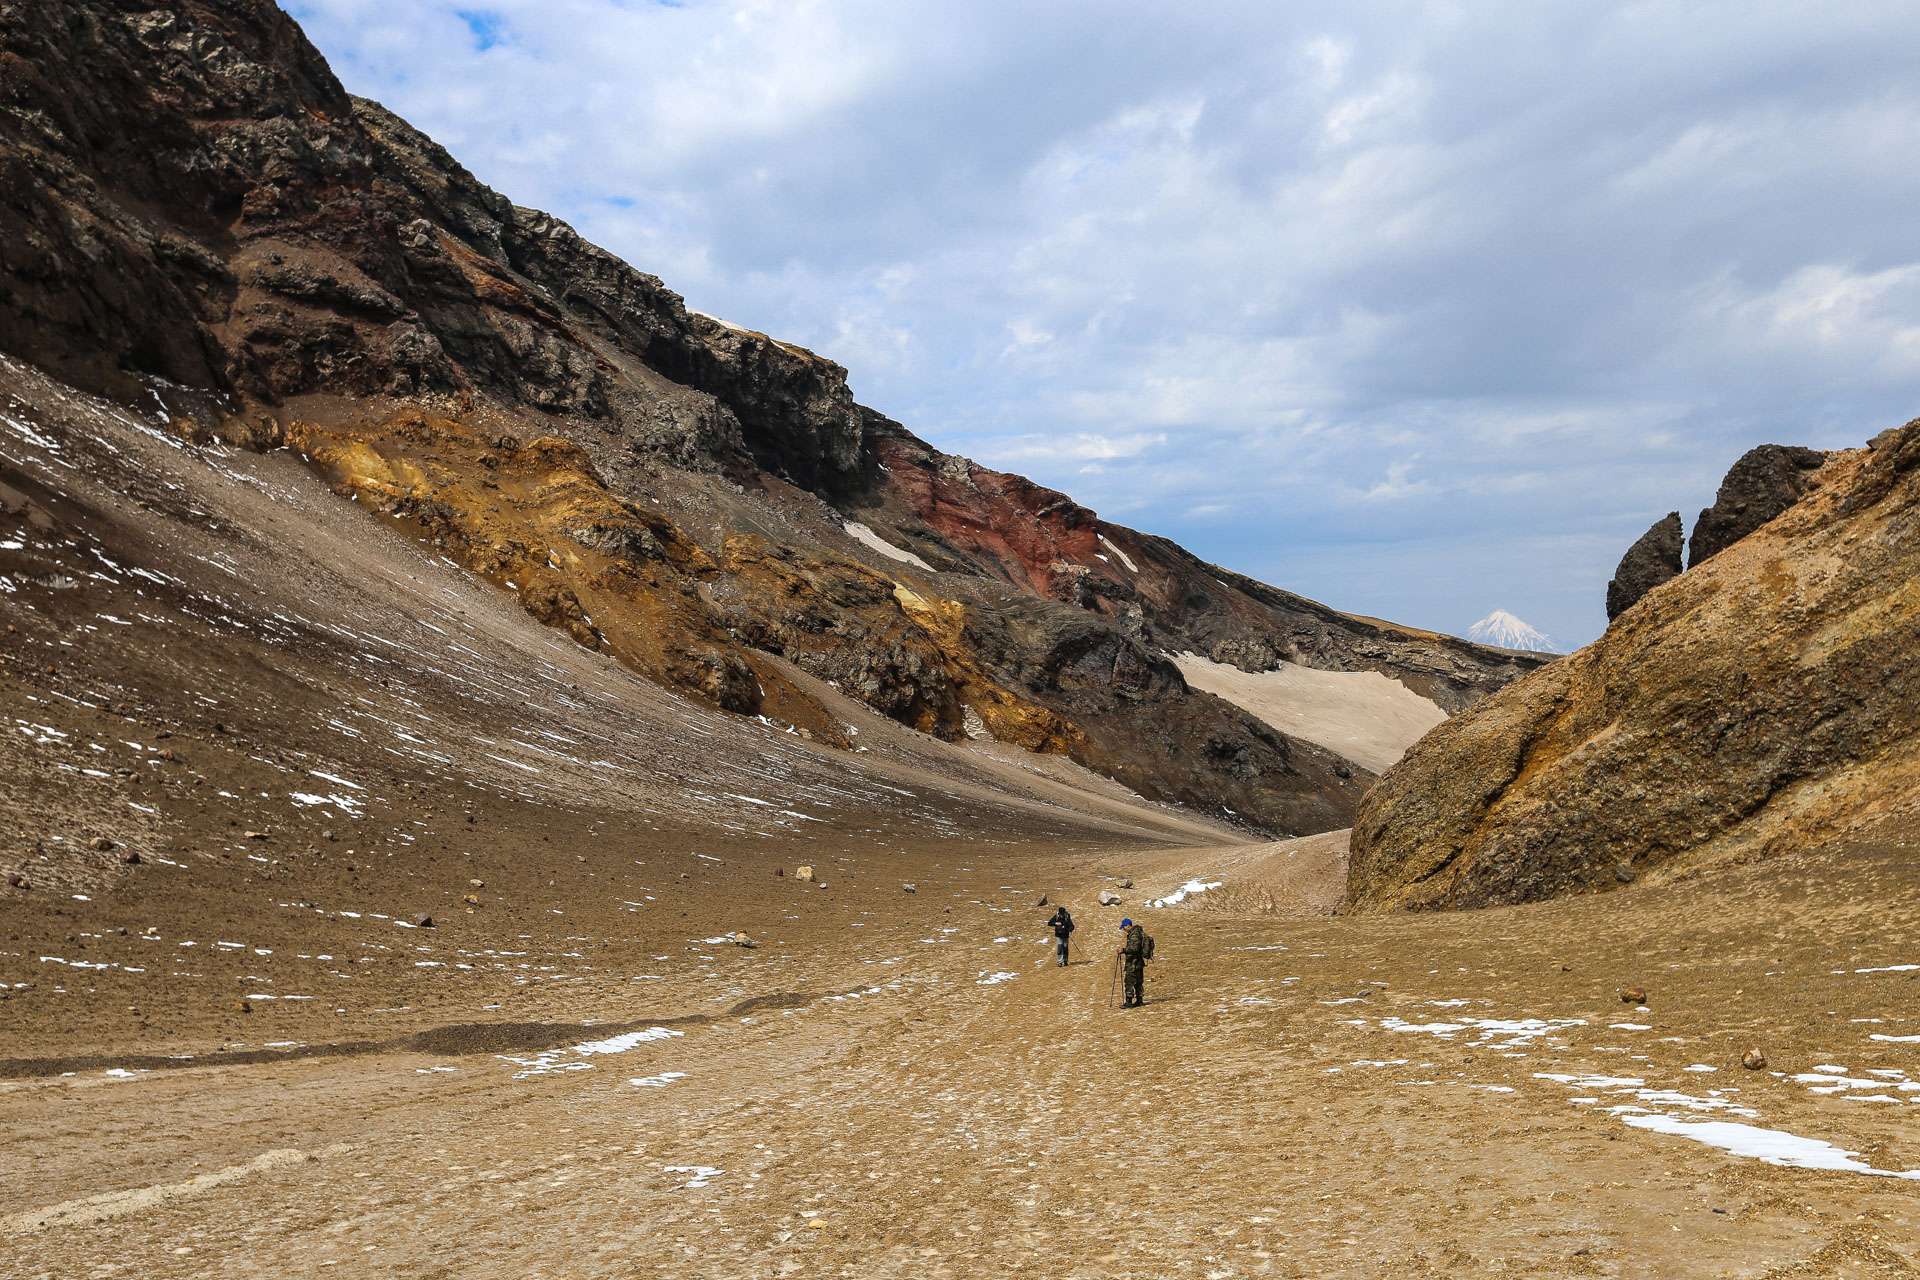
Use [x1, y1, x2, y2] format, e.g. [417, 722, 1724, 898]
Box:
[1468, 610, 1561, 653]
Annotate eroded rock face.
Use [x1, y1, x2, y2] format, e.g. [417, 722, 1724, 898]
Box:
[851, 434, 1548, 714]
[0, 0, 1541, 834]
[1349, 421, 1920, 911]
[1688, 445, 1828, 568]
[1605, 512, 1683, 621]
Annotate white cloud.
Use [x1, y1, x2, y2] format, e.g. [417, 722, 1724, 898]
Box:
[288, 0, 1920, 646]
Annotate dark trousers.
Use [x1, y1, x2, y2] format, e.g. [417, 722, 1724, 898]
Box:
[1124, 960, 1145, 1004]
[1055, 936, 1070, 966]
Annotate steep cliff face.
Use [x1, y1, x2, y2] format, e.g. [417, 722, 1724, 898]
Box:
[0, 0, 1531, 834]
[1349, 422, 1920, 911]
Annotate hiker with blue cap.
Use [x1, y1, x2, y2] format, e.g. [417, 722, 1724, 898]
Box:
[1116, 916, 1152, 1008]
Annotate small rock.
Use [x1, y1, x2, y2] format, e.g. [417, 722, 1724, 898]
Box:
[1620, 986, 1647, 1004]
[120, 850, 141, 865]
[902, 883, 916, 894]
[1036, 893, 1047, 907]
[1116, 877, 1133, 890]
[321, 830, 336, 843]
[7, 873, 27, 889]
[463, 894, 480, 905]
[235, 1000, 251, 1013]
[1098, 889, 1122, 907]
[90, 836, 115, 851]
[730, 933, 756, 949]
[245, 831, 268, 841]
[775, 867, 784, 877]
[469, 878, 484, 888]
[1613, 863, 1636, 884]
[416, 915, 435, 929]
[1742, 1047, 1768, 1070]
[795, 865, 816, 883]
[154, 730, 170, 740]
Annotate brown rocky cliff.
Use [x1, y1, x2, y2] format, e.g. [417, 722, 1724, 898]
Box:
[1349, 423, 1920, 911]
[0, 0, 1533, 835]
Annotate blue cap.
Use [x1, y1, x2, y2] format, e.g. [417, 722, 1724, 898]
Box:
[1120, 918, 1133, 929]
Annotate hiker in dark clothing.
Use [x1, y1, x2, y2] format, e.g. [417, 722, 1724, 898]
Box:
[1117, 917, 1150, 1007]
[1046, 905, 1075, 966]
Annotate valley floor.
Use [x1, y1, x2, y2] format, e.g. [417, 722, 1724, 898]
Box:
[6, 830, 1920, 1279]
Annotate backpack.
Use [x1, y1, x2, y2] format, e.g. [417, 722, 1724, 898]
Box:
[1061, 909, 1074, 935]
[1145, 932, 1155, 961]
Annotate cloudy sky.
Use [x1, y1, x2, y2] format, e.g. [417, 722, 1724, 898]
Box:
[288, 0, 1920, 647]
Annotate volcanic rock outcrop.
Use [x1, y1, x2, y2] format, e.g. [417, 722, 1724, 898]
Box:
[0, 0, 1539, 834]
[1349, 421, 1920, 911]
[1604, 512, 1683, 621]
[1688, 444, 1828, 568]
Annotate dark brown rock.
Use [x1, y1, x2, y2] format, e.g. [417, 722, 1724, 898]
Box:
[1605, 513, 1683, 622]
[1688, 445, 1828, 568]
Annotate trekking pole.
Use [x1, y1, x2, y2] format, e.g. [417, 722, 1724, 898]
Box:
[1108, 951, 1120, 1008]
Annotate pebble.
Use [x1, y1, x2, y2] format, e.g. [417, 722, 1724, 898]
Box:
[416, 915, 435, 929]
[7, 873, 28, 889]
[1742, 1047, 1767, 1070]
[1116, 878, 1133, 889]
[1098, 889, 1122, 906]
[235, 1000, 251, 1013]
[120, 849, 141, 865]
[245, 831, 269, 841]
[903, 884, 916, 894]
[794, 865, 815, 883]
[1619, 986, 1647, 1004]
[90, 836, 115, 852]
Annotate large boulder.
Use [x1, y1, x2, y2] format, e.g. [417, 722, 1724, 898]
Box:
[1688, 445, 1828, 568]
[1604, 513, 1683, 622]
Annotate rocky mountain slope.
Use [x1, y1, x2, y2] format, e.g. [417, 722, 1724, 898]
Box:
[0, 0, 1542, 835]
[1349, 421, 1920, 911]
